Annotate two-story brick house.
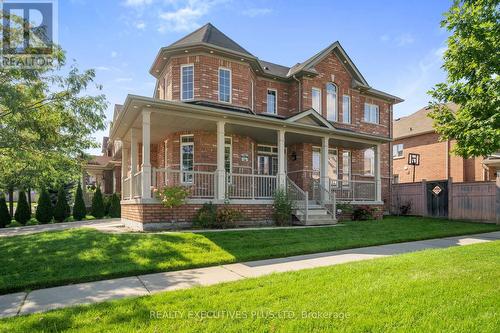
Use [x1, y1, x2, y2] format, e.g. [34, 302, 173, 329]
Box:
[109, 23, 403, 230]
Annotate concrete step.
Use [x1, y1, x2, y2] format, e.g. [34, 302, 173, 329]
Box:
[294, 210, 328, 216]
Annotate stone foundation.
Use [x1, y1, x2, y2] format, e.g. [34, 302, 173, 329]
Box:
[122, 203, 274, 231]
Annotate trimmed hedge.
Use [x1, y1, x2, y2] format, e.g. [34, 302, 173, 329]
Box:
[14, 191, 31, 225]
[53, 186, 70, 223]
[73, 182, 87, 221]
[109, 193, 121, 218]
[36, 189, 53, 224]
[91, 187, 105, 219]
[0, 195, 10, 228]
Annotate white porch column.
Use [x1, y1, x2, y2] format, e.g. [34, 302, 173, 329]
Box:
[216, 121, 226, 201]
[121, 143, 128, 200]
[142, 110, 152, 199]
[321, 136, 330, 202]
[277, 129, 286, 189]
[375, 143, 382, 202]
[130, 128, 138, 198]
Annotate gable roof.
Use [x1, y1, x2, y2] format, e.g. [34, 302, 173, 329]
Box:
[394, 103, 459, 139]
[167, 23, 253, 57]
[286, 109, 335, 129]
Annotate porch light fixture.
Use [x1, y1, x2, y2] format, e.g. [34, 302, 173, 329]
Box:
[210, 50, 214, 54]
[184, 50, 188, 53]
[146, 105, 151, 108]
[291, 151, 297, 161]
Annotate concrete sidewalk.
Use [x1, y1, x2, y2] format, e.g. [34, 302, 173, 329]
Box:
[0, 231, 498, 318]
[0, 219, 123, 237]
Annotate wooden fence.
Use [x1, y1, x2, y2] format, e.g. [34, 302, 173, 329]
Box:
[392, 179, 499, 223]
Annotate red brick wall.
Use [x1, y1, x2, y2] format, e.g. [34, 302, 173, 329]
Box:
[122, 203, 273, 224]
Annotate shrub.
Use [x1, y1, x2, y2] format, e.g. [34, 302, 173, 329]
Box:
[216, 206, 243, 229]
[85, 215, 96, 220]
[352, 205, 375, 221]
[109, 193, 121, 218]
[193, 202, 217, 228]
[7, 220, 22, 228]
[54, 185, 70, 223]
[14, 191, 31, 225]
[27, 218, 39, 226]
[155, 186, 190, 208]
[36, 189, 53, 224]
[91, 187, 105, 219]
[272, 189, 294, 226]
[0, 195, 11, 228]
[73, 182, 87, 221]
[399, 201, 412, 215]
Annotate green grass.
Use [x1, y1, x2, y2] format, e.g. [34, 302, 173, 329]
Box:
[0, 216, 498, 295]
[1, 241, 498, 332]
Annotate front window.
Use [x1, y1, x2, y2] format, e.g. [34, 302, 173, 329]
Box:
[364, 103, 379, 124]
[267, 89, 277, 114]
[257, 145, 278, 175]
[364, 148, 375, 176]
[181, 65, 194, 101]
[326, 83, 337, 121]
[393, 143, 404, 158]
[219, 68, 231, 103]
[342, 151, 351, 186]
[312, 88, 322, 113]
[312, 147, 337, 180]
[180, 135, 194, 183]
[342, 95, 351, 123]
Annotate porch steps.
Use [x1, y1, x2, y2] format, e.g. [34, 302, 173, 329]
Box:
[293, 202, 337, 226]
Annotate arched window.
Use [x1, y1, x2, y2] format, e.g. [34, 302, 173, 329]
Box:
[326, 83, 337, 121]
[364, 149, 375, 176]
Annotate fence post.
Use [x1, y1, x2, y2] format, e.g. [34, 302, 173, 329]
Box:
[496, 171, 500, 225]
[421, 179, 428, 217]
[448, 177, 453, 220]
[305, 191, 309, 224]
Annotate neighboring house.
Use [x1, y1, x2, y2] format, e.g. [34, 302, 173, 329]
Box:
[108, 23, 403, 230]
[392, 104, 495, 184]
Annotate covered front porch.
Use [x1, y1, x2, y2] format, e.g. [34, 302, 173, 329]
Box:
[112, 97, 386, 228]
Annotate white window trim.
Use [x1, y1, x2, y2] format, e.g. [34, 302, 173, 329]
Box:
[180, 64, 194, 101]
[312, 87, 322, 114]
[218, 67, 232, 103]
[393, 143, 404, 159]
[326, 83, 337, 122]
[364, 103, 380, 124]
[180, 134, 194, 184]
[342, 95, 351, 124]
[251, 79, 255, 111]
[266, 89, 278, 115]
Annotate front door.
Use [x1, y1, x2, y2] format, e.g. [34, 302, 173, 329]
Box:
[426, 180, 448, 217]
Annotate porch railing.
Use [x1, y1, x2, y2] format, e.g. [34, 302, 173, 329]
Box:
[286, 176, 308, 223]
[123, 177, 131, 199]
[329, 179, 376, 202]
[226, 174, 277, 199]
[154, 168, 215, 199]
[133, 171, 142, 198]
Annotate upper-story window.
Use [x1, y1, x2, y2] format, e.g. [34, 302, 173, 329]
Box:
[312, 87, 321, 113]
[342, 95, 351, 123]
[181, 65, 194, 101]
[218, 68, 231, 103]
[364, 103, 379, 124]
[326, 83, 337, 121]
[393, 144, 404, 158]
[267, 89, 277, 114]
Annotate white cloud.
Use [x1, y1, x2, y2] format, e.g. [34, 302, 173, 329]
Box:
[396, 33, 415, 46]
[124, 0, 153, 7]
[379, 34, 390, 42]
[242, 8, 272, 17]
[115, 77, 133, 82]
[135, 21, 146, 30]
[96, 66, 111, 71]
[158, 0, 227, 33]
[111, 51, 118, 58]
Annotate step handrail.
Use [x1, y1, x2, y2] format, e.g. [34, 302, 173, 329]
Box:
[316, 181, 336, 219]
[286, 176, 308, 223]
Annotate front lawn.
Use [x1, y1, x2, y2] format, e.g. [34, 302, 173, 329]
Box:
[1, 241, 498, 332]
[0, 216, 498, 294]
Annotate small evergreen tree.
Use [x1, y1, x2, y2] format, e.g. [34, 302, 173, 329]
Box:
[73, 182, 87, 221]
[91, 187, 105, 219]
[36, 189, 53, 224]
[14, 191, 31, 225]
[109, 193, 121, 218]
[104, 196, 111, 216]
[53, 185, 70, 222]
[0, 195, 11, 228]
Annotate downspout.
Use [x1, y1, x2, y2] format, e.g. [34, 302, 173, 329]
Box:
[293, 75, 301, 113]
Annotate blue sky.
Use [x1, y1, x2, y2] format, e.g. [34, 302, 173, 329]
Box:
[58, 0, 452, 154]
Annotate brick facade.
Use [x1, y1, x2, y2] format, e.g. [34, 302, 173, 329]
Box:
[392, 133, 491, 183]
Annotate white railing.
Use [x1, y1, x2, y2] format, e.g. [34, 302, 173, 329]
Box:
[286, 177, 308, 223]
[226, 174, 277, 199]
[329, 179, 376, 202]
[123, 177, 131, 199]
[154, 168, 215, 199]
[133, 171, 142, 198]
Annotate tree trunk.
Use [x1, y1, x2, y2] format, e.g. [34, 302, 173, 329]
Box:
[8, 187, 14, 217]
[27, 187, 32, 214]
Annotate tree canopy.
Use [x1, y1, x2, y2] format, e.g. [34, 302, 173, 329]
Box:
[429, 0, 500, 158]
